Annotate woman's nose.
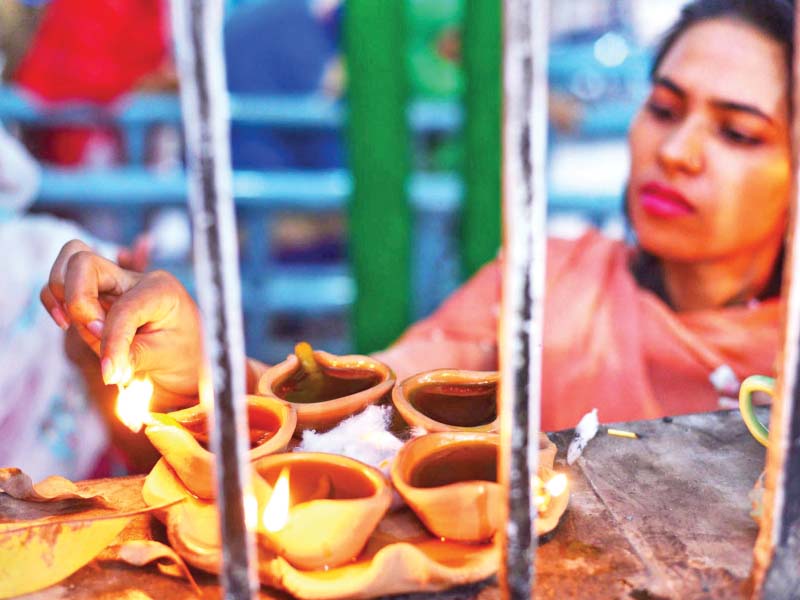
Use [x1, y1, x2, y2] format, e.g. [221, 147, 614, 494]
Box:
[657, 117, 704, 175]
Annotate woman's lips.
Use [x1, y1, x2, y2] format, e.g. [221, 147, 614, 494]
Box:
[639, 182, 695, 217]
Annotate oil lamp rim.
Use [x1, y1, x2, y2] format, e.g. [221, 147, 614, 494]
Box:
[257, 350, 396, 430]
[254, 450, 392, 503]
[391, 431, 500, 493]
[157, 394, 298, 461]
[392, 369, 500, 433]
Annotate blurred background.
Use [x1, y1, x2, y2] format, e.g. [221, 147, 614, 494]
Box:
[0, 0, 687, 364]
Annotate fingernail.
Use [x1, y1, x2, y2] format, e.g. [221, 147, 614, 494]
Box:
[120, 363, 134, 386]
[86, 319, 104, 338]
[101, 357, 116, 384]
[51, 305, 70, 331]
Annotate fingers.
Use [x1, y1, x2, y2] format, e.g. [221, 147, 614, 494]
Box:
[40, 285, 69, 330]
[62, 250, 134, 329]
[43, 239, 93, 330]
[99, 270, 188, 385]
[48, 239, 93, 303]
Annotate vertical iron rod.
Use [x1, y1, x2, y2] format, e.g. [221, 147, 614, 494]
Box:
[498, 0, 549, 598]
[751, 5, 800, 598]
[169, 1, 258, 598]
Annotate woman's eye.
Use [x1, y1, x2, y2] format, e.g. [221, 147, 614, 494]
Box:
[646, 102, 677, 121]
[720, 126, 762, 146]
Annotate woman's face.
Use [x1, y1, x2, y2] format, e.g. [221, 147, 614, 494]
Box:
[627, 18, 791, 264]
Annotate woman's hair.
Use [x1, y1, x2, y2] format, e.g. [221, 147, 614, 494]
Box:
[650, 0, 794, 91]
[652, 0, 794, 90]
[631, 0, 794, 304]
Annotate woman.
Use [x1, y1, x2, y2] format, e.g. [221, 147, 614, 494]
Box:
[40, 0, 794, 432]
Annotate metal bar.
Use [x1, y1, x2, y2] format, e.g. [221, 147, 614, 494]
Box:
[462, 0, 502, 277]
[498, 0, 549, 598]
[750, 6, 800, 597]
[169, 1, 257, 598]
[344, 0, 411, 353]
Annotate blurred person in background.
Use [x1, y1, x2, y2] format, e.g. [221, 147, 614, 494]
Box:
[225, 0, 346, 265]
[39, 0, 792, 435]
[225, 0, 344, 170]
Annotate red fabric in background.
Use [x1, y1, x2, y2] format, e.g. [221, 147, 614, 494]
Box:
[15, 0, 168, 103]
[13, 0, 168, 165]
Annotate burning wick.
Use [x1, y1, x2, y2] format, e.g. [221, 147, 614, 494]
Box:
[545, 473, 568, 497]
[533, 472, 568, 514]
[115, 377, 155, 433]
[262, 466, 291, 533]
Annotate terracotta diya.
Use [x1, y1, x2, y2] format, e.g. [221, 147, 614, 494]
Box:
[391, 431, 501, 542]
[145, 394, 297, 499]
[255, 452, 392, 570]
[258, 342, 395, 432]
[144, 458, 498, 600]
[392, 432, 568, 541]
[392, 369, 499, 433]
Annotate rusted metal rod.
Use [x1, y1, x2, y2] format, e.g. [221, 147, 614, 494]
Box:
[498, 0, 549, 597]
[751, 6, 800, 597]
[169, 1, 258, 598]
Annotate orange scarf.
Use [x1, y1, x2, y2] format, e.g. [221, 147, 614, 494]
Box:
[379, 230, 781, 431]
[542, 231, 780, 429]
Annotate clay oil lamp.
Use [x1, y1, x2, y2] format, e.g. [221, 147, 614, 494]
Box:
[258, 342, 395, 432]
[392, 369, 499, 433]
[391, 432, 501, 542]
[116, 377, 297, 498]
[255, 452, 392, 570]
[391, 432, 569, 542]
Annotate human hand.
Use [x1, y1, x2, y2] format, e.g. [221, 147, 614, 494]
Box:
[41, 239, 203, 409]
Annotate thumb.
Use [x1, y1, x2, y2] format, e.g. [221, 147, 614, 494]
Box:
[98, 277, 171, 385]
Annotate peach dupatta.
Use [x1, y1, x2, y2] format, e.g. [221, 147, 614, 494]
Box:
[377, 230, 781, 432]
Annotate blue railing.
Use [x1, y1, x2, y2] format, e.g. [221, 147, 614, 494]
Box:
[1, 70, 627, 360]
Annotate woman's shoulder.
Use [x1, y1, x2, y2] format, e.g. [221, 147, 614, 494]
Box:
[546, 228, 628, 275]
[493, 227, 626, 265]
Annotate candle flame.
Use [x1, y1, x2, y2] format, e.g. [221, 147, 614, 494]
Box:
[244, 491, 258, 531]
[115, 377, 154, 433]
[545, 473, 568, 497]
[533, 472, 568, 514]
[262, 466, 291, 533]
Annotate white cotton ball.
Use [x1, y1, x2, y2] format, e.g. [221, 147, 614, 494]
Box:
[296, 405, 403, 474]
[567, 408, 599, 465]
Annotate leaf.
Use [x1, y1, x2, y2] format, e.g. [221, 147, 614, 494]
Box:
[0, 500, 182, 599]
[0, 467, 108, 504]
[106, 540, 201, 595]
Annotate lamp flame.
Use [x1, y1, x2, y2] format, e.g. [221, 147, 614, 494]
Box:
[244, 491, 258, 531]
[545, 473, 568, 497]
[262, 466, 291, 533]
[533, 472, 568, 514]
[115, 377, 154, 433]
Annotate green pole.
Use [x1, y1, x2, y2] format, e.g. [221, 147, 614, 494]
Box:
[344, 0, 411, 353]
[461, 0, 502, 277]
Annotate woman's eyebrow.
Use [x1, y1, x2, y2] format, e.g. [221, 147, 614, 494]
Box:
[712, 100, 775, 125]
[653, 75, 775, 125]
[652, 76, 685, 98]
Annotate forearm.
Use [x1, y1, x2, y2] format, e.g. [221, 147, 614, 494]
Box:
[374, 333, 497, 382]
[374, 259, 501, 381]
